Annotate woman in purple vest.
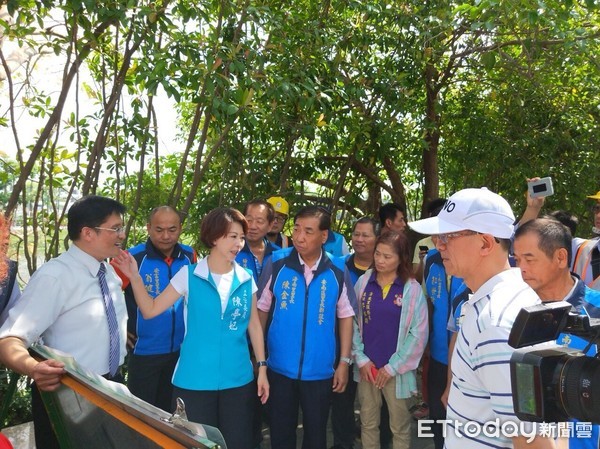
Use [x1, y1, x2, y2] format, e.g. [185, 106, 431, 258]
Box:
[352, 231, 429, 449]
[114, 207, 269, 449]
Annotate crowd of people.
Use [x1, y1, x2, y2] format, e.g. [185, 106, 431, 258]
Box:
[0, 184, 599, 449]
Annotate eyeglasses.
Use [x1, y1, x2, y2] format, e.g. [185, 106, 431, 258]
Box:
[436, 231, 479, 244]
[95, 226, 126, 235]
[273, 216, 287, 223]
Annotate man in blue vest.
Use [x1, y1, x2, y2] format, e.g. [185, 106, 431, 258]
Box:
[317, 206, 350, 257]
[118, 206, 196, 411]
[235, 199, 280, 448]
[514, 218, 600, 449]
[236, 199, 280, 283]
[324, 229, 351, 257]
[258, 206, 356, 449]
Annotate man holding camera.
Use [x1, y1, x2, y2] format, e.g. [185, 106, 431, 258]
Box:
[514, 217, 600, 449]
[409, 188, 554, 449]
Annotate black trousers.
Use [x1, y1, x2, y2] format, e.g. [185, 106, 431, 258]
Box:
[427, 358, 448, 449]
[127, 351, 179, 412]
[172, 381, 255, 449]
[31, 370, 124, 449]
[267, 369, 332, 449]
[330, 378, 357, 448]
[31, 383, 60, 449]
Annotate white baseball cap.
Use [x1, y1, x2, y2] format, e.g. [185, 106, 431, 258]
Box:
[408, 188, 515, 239]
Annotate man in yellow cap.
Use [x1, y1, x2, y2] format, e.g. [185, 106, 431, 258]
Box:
[572, 189, 600, 291]
[587, 190, 600, 202]
[266, 196, 292, 248]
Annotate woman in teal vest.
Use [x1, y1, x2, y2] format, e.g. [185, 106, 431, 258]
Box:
[114, 207, 269, 449]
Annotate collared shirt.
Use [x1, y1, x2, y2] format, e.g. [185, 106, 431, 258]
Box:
[0, 244, 128, 375]
[170, 258, 258, 312]
[257, 251, 354, 318]
[445, 268, 541, 448]
[361, 271, 404, 368]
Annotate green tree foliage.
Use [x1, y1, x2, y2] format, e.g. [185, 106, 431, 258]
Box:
[1, 0, 600, 268]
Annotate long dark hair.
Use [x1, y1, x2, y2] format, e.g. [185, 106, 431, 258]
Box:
[374, 231, 413, 282]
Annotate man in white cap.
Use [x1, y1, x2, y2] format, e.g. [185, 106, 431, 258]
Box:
[409, 188, 554, 449]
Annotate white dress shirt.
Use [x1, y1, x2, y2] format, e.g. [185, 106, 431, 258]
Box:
[0, 244, 127, 375]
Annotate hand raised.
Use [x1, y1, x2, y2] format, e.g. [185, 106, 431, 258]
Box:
[112, 250, 138, 279]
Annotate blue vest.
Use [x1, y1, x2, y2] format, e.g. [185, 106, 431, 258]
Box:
[344, 254, 368, 286]
[557, 278, 600, 449]
[423, 249, 467, 364]
[172, 260, 255, 390]
[235, 239, 280, 283]
[557, 277, 600, 352]
[324, 231, 346, 257]
[127, 240, 195, 355]
[266, 247, 346, 380]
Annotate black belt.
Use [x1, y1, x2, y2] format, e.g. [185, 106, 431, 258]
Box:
[102, 367, 124, 383]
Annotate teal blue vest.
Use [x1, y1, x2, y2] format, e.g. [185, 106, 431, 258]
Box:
[172, 261, 254, 390]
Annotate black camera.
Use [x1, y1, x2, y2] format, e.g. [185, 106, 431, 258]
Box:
[509, 301, 600, 423]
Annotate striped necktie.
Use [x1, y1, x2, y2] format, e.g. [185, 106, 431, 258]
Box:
[98, 263, 120, 377]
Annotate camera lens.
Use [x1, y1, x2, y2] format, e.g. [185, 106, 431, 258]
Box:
[558, 355, 600, 422]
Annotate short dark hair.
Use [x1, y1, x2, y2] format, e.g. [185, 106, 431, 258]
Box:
[148, 205, 183, 224]
[427, 198, 447, 217]
[498, 238, 512, 252]
[378, 203, 404, 228]
[67, 195, 126, 241]
[200, 207, 248, 248]
[243, 199, 275, 223]
[375, 231, 413, 282]
[545, 210, 578, 237]
[352, 217, 379, 236]
[514, 218, 573, 266]
[294, 206, 330, 231]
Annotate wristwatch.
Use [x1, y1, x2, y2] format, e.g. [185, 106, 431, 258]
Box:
[339, 356, 352, 365]
[256, 360, 267, 368]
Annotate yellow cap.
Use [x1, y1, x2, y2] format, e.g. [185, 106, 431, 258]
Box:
[267, 196, 289, 215]
[587, 190, 600, 200]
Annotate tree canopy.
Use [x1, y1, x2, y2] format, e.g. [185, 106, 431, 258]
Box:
[1, 0, 599, 269]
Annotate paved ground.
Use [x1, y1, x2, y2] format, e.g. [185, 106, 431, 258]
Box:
[283, 414, 435, 449]
[1, 422, 34, 449]
[2, 418, 435, 449]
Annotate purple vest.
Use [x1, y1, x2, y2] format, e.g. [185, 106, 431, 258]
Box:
[360, 272, 404, 368]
